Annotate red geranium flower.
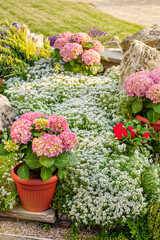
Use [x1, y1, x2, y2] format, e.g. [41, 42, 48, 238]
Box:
[115, 132, 122, 140]
[113, 123, 124, 132]
[142, 132, 149, 138]
[127, 126, 134, 130]
[0, 78, 2, 83]
[130, 130, 136, 138]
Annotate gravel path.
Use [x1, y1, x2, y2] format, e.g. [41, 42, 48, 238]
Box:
[0, 219, 96, 240]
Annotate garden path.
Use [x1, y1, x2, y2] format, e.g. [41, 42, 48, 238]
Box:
[60, 0, 160, 27]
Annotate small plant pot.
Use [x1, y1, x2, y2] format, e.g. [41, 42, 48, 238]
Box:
[135, 115, 160, 131]
[11, 162, 58, 212]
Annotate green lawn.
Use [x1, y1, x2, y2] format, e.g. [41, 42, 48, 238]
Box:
[0, 0, 144, 39]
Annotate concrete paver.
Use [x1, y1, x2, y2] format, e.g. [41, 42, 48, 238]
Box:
[60, 0, 160, 26]
[93, 0, 160, 26]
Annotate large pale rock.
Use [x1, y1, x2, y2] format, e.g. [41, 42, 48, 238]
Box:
[120, 24, 160, 53]
[118, 40, 160, 91]
[26, 33, 44, 50]
[0, 95, 19, 135]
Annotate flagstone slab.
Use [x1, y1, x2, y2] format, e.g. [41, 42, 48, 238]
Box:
[0, 205, 56, 224]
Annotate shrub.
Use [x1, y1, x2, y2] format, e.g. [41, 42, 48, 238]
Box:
[0, 21, 54, 79]
[3, 60, 160, 231]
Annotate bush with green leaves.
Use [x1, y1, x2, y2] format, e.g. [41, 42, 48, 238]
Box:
[0, 113, 79, 182]
[2, 60, 159, 233]
[125, 70, 160, 123]
[0, 21, 54, 79]
[53, 32, 105, 75]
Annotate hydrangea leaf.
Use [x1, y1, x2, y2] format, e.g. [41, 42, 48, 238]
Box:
[39, 156, 55, 168]
[53, 152, 70, 167]
[131, 101, 143, 113]
[153, 103, 160, 114]
[57, 168, 66, 179]
[50, 165, 57, 173]
[24, 146, 42, 169]
[147, 109, 160, 123]
[40, 167, 52, 181]
[97, 63, 104, 73]
[53, 151, 78, 167]
[17, 163, 29, 180]
[83, 42, 94, 49]
[90, 66, 97, 75]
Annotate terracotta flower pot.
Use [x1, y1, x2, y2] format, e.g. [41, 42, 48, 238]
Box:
[11, 162, 58, 212]
[135, 115, 160, 131]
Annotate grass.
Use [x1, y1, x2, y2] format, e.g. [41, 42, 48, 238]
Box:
[0, 0, 145, 40]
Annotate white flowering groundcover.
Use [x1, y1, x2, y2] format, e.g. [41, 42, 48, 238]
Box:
[0, 59, 160, 228]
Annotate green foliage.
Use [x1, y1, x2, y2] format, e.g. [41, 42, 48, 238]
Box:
[148, 202, 160, 239]
[24, 145, 42, 169]
[17, 163, 30, 180]
[54, 151, 78, 168]
[127, 96, 160, 123]
[0, 21, 53, 79]
[127, 202, 160, 240]
[39, 156, 55, 168]
[57, 168, 66, 179]
[40, 167, 52, 181]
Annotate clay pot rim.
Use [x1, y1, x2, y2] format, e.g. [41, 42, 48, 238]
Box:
[11, 162, 59, 185]
[135, 114, 160, 125]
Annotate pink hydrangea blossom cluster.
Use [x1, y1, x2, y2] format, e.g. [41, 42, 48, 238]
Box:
[82, 49, 101, 66]
[9, 112, 78, 158]
[125, 71, 154, 97]
[59, 130, 78, 151]
[20, 112, 47, 122]
[32, 133, 63, 158]
[91, 40, 104, 54]
[149, 67, 160, 84]
[146, 84, 160, 103]
[47, 114, 69, 133]
[72, 32, 92, 45]
[56, 32, 73, 40]
[10, 118, 33, 144]
[125, 68, 160, 104]
[54, 31, 103, 67]
[60, 43, 83, 62]
[54, 32, 73, 50]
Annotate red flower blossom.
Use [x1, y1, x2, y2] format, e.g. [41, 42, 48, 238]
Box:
[142, 132, 149, 138]
[115, 132, 122, 140]
[113, 123, 128, 139]
[0, 78, 2, 83]
[127, 126, 134, 130]
[130, 130, 136, 138]
[113, 123, 124, 132]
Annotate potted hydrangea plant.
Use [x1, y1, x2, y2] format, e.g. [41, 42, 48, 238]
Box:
[125, 68, 160, 131]
[0, 112, 79, 212]
[53, 32, 104, 75]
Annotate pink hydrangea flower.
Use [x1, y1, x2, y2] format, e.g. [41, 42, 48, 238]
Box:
[125, 71, 154, 97]
[20, 112, 47, 122]
[149, 67, 160, 84]
[10, 118, 33, 144]
[91, 40, 104, 54]
[56, 32, 73, 40]
[59, 130, 78, 151]
[82, 49, 101, 66]
[72, 32, 92, 45]
[60, 43, 83, 62]
[54, 37, 70, 50]
[146, 84, 160, 103]
[32, 133, 63, 157]
[47, 114, 69, 133]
